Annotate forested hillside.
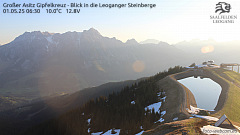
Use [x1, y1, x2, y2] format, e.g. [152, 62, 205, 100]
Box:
[24, 66, 184, 135]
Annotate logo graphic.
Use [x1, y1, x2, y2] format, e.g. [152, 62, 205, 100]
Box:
[215, 2, 231, 15]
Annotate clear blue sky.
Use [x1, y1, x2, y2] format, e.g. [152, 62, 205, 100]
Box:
[1, 0, 240, 45]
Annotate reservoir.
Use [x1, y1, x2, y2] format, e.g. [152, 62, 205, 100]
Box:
[178, 76, 222, 110]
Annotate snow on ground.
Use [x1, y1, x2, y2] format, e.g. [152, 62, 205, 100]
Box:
[193, 114, 219, 121]
[145, 102, 162, 113]
[187, 105, 200, 114]
[185, 67, 194, 69]
[135, 130, 144, 135]
[161, 111, 166, 116]
[196, 64, 208, 68]
[102, 129, 121, 135]
[88, 118, 91, 124]
[173, 117, 178, 121]
[157, 91, 166, 102]
[145, 91, 167, 123]
[87, 118, 91, 133]
[208, 65, 220, 68]
[185, 64, 208, 69]
[92, 129, 146, 135]
[131, 101, 136, 104]
[188, 105, 215, 114]
[155, 118, 164, 123]
[201, 125, 240, 134]
[92, 132, 103, 135]
[154, 111, 166, 123]
[161, 96, 166, 102]
[92, 129, 121, 135]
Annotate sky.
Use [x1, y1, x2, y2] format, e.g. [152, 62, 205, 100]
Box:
[1, 0, 240, 45]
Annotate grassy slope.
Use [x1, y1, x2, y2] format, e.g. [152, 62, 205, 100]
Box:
[209, 69, 240, 126]
[157, 75, 196, 123]
[143, 118, 209, 135]
[157, 76, 186, 122]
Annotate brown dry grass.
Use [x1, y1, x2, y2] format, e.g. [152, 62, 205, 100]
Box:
[143, 118, 209, 135]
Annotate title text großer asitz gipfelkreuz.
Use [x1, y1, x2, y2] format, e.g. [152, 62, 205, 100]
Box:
[3, 3, 67, 8]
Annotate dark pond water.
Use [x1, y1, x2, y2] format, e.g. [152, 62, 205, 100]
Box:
[178, 76, 221, 110]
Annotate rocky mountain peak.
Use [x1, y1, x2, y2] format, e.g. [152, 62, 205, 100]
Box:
[83, 28, 101, 36]
[126, 38, 138, 45]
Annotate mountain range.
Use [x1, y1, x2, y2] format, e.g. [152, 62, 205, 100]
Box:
[0, 28, 192, 102]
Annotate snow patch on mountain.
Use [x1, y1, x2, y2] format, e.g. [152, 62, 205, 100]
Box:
[135, 130, 144, 135]
[173, 117, 178, 121]
[161, 111, 166, 116]
[131, 101, 136, 104]
[92, 129, 121, 135]
[145, 102, 162, 113]
[161, 96, 166, 102]
[156, 118, 164, 123]
[87, 118, 91, 125]
[46, 36, 54, 44]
